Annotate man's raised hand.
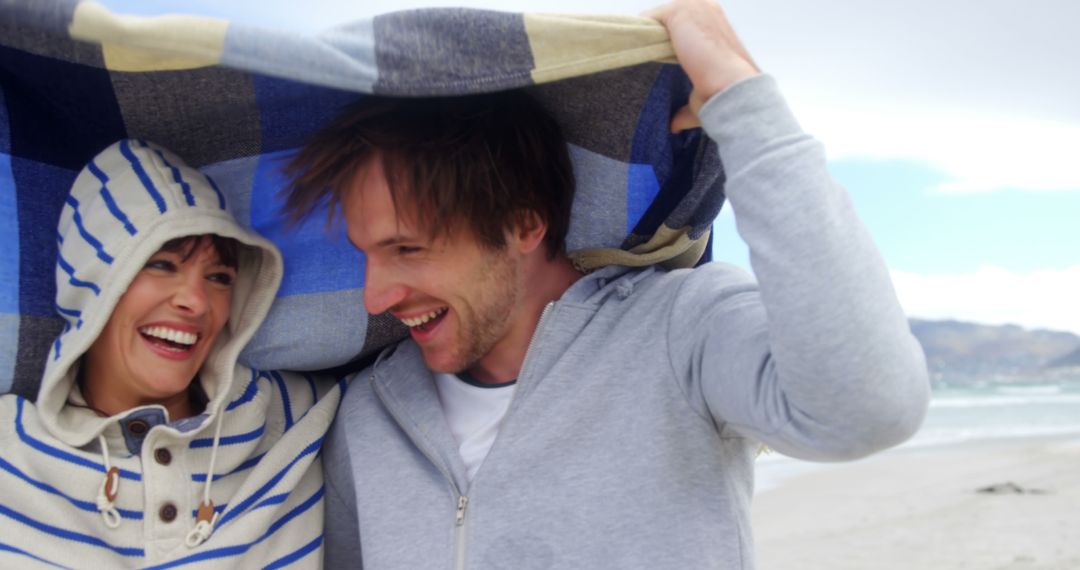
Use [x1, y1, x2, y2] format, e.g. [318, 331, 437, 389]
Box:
[643, 0, 760, 132]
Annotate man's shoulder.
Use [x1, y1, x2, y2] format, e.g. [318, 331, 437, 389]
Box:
[596, 262, 757, 303]
[680, 261, 757, 288]
[338, 341, 426, 404]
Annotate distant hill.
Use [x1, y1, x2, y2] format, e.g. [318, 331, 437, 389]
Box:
[1048, 347, 1080, 369]
[909, 319, 1080, 382]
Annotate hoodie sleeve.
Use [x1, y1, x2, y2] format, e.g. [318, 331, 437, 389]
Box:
[666, 75, 931, 461]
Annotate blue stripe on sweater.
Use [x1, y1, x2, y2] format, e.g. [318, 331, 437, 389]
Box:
[152, 149, 195, 206]
[251, 492, 289, 513]
[64, 196, 114, 264]
[205, 174, 227, 209]
[55, 305, 83, 330]
[263, 534, 322, 570]
[86, 159, 109, 185]
[217, 438, 322, 528]
[0, 503, 144, 557]
[0, 541, 70, 569]
[191, 452, 265, 483]
[270, 371, 294, 431]
[119, 140, 166, 213]
[56, 251, 100, 295]
[88, 160, 138, 236]
[226, 370, 270, 411]
[188, 422, 265, 449]
[52, 320, 71, 361]
[141, 486, 325, 570]
[14, 398, 141, 481]
[302, 373, 318, 402]
[55, 305, 80, 320]
[0, 456, 142, 520]
[87, 160, 138, 236]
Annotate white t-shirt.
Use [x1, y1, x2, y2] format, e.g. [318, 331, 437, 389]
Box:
[433, 372, 516, 482]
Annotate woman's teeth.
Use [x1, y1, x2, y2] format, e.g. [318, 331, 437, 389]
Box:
[139, 326, 198, 346]
[400, 308, 447, 328]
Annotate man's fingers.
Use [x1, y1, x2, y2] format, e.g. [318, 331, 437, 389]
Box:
[643, 0, 760, 101]
[639, 2, 672, 22]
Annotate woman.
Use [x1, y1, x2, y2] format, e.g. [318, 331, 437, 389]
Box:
[0, 140, 342, 568]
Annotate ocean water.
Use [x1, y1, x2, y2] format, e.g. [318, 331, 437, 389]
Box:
[754, 377, 1080, 493]
[909, 379, 1080, 447]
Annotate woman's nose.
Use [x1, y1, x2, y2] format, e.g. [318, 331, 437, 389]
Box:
[171, 274, 209, 315]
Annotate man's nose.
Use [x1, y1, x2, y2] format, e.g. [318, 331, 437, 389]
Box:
[362, 260, 408, 315]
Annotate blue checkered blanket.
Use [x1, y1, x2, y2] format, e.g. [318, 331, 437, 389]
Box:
[0, 0, 725, 398]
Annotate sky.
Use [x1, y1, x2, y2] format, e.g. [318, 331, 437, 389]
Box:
[101, 0, 1080, 335]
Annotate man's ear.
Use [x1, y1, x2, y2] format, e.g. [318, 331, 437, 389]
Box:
[509, 210, 547, 255]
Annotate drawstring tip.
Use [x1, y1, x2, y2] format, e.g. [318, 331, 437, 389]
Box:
[186, 501, 219, 548]
[96, 465, 122, 529]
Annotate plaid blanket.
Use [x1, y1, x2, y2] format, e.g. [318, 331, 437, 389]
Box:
[0, 0, 726, 399]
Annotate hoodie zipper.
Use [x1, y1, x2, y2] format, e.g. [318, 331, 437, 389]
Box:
[369, 372, 469, 567]
[453, 302, 553, 570]
[455, 495, 469, 570]
[372, 303, 557, 570]
[517, 302, 555, 385]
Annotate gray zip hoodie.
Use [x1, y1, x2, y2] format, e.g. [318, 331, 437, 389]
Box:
[322, 75, 931, 569]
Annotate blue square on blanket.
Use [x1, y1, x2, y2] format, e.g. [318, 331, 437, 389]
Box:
[13, 157, 78, 317]
[252, 75, 360, 154]
[626, 163, 661, 235]
[249, 150, 364, 297]
[0, 87, 10, 154]
[0, 152, 18, 314]
[0, 313, 18, 393]
[0, 44, 126, 169]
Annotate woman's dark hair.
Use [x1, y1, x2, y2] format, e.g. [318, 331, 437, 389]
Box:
[159, 234, 241, 268]
[281, 90, 575, 259]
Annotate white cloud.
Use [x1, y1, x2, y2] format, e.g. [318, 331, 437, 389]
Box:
[891, 265, 1080, 335]
[795, 106, 1080, 193]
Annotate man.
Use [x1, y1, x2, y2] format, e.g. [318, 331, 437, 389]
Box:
[285, 0, 930, 567]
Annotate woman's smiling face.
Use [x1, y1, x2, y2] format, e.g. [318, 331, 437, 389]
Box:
[82, 236, 236, 418]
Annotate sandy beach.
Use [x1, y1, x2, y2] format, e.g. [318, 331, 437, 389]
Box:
[752, 436, 1080, 570]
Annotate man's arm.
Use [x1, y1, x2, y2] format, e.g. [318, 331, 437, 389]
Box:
[652, 0, 931, 459]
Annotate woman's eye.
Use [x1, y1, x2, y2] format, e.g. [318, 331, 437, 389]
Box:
[397, 245, 422, 256]
[208, 272, 235, 286]
[144, 259, 176, 272]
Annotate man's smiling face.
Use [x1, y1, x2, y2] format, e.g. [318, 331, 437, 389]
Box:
[345, 158, 524, 375]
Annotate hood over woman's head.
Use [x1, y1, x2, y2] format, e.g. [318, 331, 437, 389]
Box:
[38, 139, 283, 447]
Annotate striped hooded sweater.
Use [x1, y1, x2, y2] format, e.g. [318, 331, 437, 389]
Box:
[0, 140, 343, 568]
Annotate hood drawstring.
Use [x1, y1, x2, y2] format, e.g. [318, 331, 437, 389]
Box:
[92, 405, 228, 545]
[186, 408, 226, 548]
[96, 434, 122, 529]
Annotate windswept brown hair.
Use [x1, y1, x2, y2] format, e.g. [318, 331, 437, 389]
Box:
[281, 90, 575, 259]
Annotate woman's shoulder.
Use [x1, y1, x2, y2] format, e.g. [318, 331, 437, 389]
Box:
[0, 393, 34, 440]
[227, 365, 345, 432]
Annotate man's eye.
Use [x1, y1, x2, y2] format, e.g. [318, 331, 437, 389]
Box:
[397, 246, 422, 255]
[144, 259, 176, 272]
